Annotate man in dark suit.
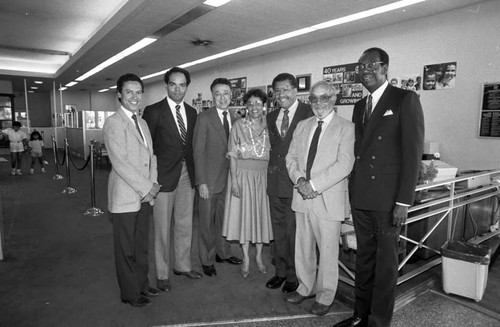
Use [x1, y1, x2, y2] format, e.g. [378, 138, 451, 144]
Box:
[265, 73, 312, 293]
[334, 48, 424, 327]
[142, 67, 202, 293]
[193, 78, 242, 277]
[103, 73, 161, 307]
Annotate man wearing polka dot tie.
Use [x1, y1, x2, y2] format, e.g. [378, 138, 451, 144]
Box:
[142, 67, 201, 293]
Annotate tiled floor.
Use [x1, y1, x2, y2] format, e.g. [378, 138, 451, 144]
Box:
[0, 150, 499, 327]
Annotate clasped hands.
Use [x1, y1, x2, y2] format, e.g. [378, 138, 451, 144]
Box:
[295, 177, 319, 200]
[142, 183, 161, 203]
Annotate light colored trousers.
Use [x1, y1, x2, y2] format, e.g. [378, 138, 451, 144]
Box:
[153, 164, 195, 280]
[295, 211, 341, 306]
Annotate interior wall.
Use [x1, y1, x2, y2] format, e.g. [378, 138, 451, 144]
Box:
[142, 0, 500, 171]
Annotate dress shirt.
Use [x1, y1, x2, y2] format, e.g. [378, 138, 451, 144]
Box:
[216, 108, 232, 130]
[122, 106, 147, 148]
[275, 99, 299, 131]
[166, 96, 188, 135]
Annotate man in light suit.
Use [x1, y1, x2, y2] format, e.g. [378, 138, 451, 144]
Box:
[334, 48, 424, 327]
[142, 67, 202, 293]
[286, 80, 355, 316]
[103, 73, 161, 307]
[193, 78, 242, 277]
[266, 73, 312, 293]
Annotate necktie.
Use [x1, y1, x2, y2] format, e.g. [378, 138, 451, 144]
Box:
[306, 120, 323, 180]
[222, 111, 230, 138]
[280, 109, 289, 137]
[131, 114, 144, 141]
[364, 94, 373, 125]
[176, 104, 187, 144]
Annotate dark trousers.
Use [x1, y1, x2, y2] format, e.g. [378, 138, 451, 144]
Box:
[269, 195, 297, 282]
[352, 208, 401, 327]
[111, 203, 152, 301]
[198, 188, 231, 266]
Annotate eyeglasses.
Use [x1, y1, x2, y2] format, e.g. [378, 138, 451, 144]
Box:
[308, 95, 332, 104]
[355, 61, 384, 71]
[246, 101, 264, 108]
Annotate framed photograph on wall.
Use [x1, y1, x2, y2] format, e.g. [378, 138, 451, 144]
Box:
[296, 74, 311, 93]
[478, 82, 500, 138]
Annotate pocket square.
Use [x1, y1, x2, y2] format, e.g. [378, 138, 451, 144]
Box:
[383, 110, 393, 116]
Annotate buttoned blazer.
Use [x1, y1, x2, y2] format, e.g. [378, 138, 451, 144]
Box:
[266, 102, 313, 198]
[286, 114, 355, 220]
[349, 85, 425, 211]
[103, 107, 158, 213]
[193, 107, 231, 194]
[142, 98, 197, 192]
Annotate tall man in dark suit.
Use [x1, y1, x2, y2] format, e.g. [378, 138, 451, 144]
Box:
[142, 67, 202, 293]
[265, 73, 312, 293]
[193, 78, 242, 277]
[103, 73, 161, 307]
[334, 48, 424, 327]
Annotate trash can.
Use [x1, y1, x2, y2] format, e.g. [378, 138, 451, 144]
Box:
[441, 240, 491, 302]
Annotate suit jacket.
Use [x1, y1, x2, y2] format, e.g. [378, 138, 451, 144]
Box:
[267, 102, 313, 198]
[286, 113, 355, 220]
[349, 84, 424, 211]
[193, 107, 231, 194]
[103, 107, 158, 213]
[142, 98, 197, 192]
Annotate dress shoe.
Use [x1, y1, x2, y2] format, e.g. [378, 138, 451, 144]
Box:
[122, 296, 152, 307]
[215, 254, 243, 265]
[157, 279, 171, 292]
[140, 287, 160, 297]
[266, 276, 286, 289]
[310, 301, 332, 316]
[286, 291, 315, 305]
[202, 265, 217, 277]
[332, 316, 364, 327]
[281, 281, 299, 293]
[256, 259, 267, 274]
[241, 258, 250, 278]
[173, 269, 203, 279]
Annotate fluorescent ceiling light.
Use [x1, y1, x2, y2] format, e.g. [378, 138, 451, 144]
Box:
[98, 89, 109, 93]
[109, 85, 117, 89]
[203, 0, 232, 7]
[34, 81, 43, 84]
[75, 37, 158, 82]
[59, 87, 67, 91]
[31, 86, 38, 89]
[66, 81, 78, 87]
[142, 0, 425, 81]
[28, 90, 35, 93]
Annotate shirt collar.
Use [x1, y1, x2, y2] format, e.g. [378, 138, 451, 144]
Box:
[166, 96, 184, 109]
[316, 109, 335, 127]
[369, 80, 389, 105]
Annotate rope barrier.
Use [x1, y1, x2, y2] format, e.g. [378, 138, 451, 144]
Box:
[68, 147, 91, 171]
[83, 141, 104, 216]
[62, 138, 76, 194]
[51, 135, 63, 180]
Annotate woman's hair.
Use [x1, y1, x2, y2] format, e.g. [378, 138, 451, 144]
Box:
[12, 121, 22, 128]
[243, 88, 268, 104]
[30, 130, 42, 141]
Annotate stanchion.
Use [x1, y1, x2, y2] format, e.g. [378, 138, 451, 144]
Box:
[62, 138, 77, 194]
[51, 134, 63, 180]
[84, 142, 104, 216]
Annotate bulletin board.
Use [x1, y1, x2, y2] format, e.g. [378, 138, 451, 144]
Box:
[478, 82, 500, 138]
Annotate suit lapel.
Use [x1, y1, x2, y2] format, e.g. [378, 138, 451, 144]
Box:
[360, 86, 392, 151]
[163, 99, 184, 144]
[208, 108, 228, 144]
[118, 108, 145, 145]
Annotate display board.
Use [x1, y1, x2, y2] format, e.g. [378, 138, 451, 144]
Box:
[478, 82, 500, 138]
[323, 63, 363, 105]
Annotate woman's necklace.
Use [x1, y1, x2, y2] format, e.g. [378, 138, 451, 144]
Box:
[247, 119, 266, 158]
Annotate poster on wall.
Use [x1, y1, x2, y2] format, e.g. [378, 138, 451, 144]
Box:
[229, 77, 247, 106]
[422, 62, 457, 90]
[323, 63, 363, 105]
[478, 82, 500, 138]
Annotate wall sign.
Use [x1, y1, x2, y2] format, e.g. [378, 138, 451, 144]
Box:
[479, 82, 500, 138]
[323, 63, 363, 105]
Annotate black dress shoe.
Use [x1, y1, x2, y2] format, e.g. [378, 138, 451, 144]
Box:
[215, 254, 243, 265]
[140, 287, 160, 297]
[281, 281, 299, 293]
[266, 275, 286, 289]
[286, 291, 315, 304]
[202, 265, 217, 277]
[157, 279, 171, 292]
[173, 269, 203, 279]
[332, 316, 364, 327]
[122, 296, 152, 307]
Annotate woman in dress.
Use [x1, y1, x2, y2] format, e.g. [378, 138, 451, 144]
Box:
[223, 88, 273, 277]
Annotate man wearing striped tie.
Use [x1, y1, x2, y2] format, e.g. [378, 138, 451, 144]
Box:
[143, 67, 202, 293]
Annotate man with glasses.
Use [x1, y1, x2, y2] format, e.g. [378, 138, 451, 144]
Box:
[142, 67, 202, 294]
[285, 80, 354, 316]
[265, 73, 312, 293]
[334, 48, 424, 327]
[193, 78, 243, 278]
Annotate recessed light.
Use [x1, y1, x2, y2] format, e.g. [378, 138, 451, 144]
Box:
[28, 90, 35, 93]
[34, 81, 43, 84]
[31, 86, 38, 89]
